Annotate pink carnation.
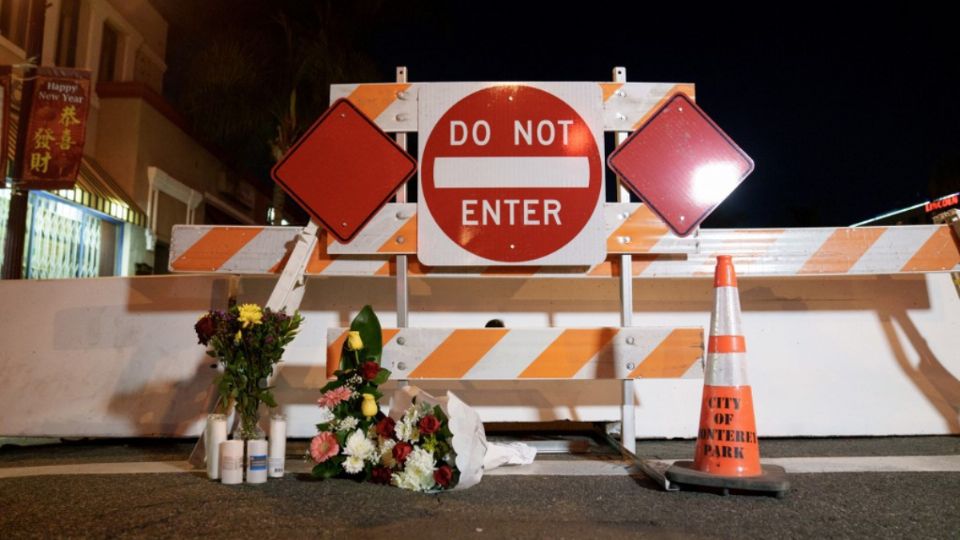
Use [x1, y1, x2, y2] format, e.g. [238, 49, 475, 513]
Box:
[317, 386, 352, 408]
[310, 432, 339, 463]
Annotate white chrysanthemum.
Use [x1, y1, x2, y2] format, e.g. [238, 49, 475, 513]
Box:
[379, 439, 397, 467]
[395, 418, 419, 442]
[343, 429, 376, 461]
[316, 407, 334, 424]
[337, 416, 359, 432]
[391, 468, 434, 492]
[405, 447, 436, 477]
[342, 455, 365, 474]
[403, 404, 422, 424]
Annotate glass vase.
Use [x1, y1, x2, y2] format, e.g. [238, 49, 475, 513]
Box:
[233, 405, 265, 441]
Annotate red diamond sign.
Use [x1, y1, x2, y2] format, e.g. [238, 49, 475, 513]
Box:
[271, 98, 416, 243]
[607, 93, 754, 237]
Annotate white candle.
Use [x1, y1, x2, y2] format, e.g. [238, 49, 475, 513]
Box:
[205, 414, 227, 480]
[219, 440, 244, 485]
[246, 439, 268, 484]
[269, 414, 286, 478]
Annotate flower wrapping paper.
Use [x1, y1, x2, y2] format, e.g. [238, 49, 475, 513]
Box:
[390, 386, 488, 491]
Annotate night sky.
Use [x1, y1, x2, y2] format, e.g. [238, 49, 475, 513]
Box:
[163, 2, 960, 228]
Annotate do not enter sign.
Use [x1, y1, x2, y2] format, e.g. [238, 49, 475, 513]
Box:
[418, 84, 605, 266]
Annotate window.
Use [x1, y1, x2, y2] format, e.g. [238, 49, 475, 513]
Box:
[55, 0, 80, 67]
[98, 22, 119, 83]
[0, 0, 27, 49]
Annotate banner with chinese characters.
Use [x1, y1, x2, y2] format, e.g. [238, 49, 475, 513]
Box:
[0, 66, 10, 188]
[16, 67, 91, 189]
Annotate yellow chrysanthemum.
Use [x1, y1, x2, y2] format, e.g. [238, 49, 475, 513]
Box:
[234, 330, 242, 344]
[238, 303, 263, 328]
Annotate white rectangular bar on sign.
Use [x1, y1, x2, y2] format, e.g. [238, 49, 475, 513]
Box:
[434, 157, 590, 189]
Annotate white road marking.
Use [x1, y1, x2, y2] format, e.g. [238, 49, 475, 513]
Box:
[1, 455, 958, 479]
[0, 461, 194, 479]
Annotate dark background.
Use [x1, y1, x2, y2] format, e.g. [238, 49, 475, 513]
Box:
[157, 1, 960, 227]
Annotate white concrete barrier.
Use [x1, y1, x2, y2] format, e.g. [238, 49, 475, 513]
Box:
[1, 273, 958, 438]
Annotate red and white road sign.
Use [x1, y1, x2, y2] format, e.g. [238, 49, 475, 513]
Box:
[608, 93, 754, 238]
[272, 98, 416, 243]
[418, 84, 605, 266]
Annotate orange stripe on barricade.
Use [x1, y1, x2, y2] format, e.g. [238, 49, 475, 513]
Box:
[632, 84, 696, 130]
[267, 250, 292, 274]
[346, 83, 411, 121]
[901, 226, 960, 272]
[378, 212, 418, 253]
[326, 329, 401, 379]
[170, 227, 263, 272]
[607, 205, 670, 254]
[408, 329, 509, 379]
[599, 82, 624, 102]
[627, 329, 703, 378]
[798, 227, 886, 274]
[707, 335, 746, 354]
[519, 329, 617, 379]
[306, 238, 335, 274]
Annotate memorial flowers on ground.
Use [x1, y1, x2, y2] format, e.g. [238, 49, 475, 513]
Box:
[310, 305, 460, 491]
[195, 303, 303, 439]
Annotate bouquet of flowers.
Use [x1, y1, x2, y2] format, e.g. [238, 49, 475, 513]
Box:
[310, 306, 462, 491]
[195, 303, 303, 439]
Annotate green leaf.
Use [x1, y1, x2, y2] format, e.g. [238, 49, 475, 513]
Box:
[350, 305, 382, 361]
[319, 380, 343, 393]
[261, 392, 277, 408]
[372, 368, 391, 386]
[312, 461, 339, 479]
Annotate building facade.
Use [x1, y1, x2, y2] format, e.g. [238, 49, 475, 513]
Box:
[0, 0, 268, 278]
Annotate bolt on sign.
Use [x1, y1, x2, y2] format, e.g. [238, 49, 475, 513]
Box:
[418, 83, 606, 266]
[15, 67, 92, 190]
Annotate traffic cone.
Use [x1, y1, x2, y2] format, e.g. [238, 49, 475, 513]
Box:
[666, 255, 789, 496]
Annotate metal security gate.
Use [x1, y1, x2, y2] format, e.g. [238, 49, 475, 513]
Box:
[0, 189, 122, 278]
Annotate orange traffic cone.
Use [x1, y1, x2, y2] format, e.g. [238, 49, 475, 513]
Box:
[666, 255, 789, 496]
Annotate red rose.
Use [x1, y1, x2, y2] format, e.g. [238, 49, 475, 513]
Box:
[371, 466, 392, 484]
[434, 465, 453, 488]
[376, 417, 396, 439]
[360, 361, 380, 381]
[392, 442, 413, 464]
[418, 414, 441, 435]
[194, 315, 216, 345]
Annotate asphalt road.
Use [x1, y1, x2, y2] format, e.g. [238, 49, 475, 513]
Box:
[1, 437, 958, 539]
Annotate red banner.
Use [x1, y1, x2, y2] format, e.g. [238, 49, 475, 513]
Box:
[16, 67, 91, 190]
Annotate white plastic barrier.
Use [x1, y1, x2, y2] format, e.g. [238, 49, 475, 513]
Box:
[0, 272, 958, 438]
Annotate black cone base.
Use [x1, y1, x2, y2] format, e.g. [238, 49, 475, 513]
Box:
[666, 461, 790, 497]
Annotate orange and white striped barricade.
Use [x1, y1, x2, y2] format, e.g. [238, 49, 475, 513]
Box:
[326, 327, 704, 381]
[169, 216, 960, 278]
[666, 255, 789, 496]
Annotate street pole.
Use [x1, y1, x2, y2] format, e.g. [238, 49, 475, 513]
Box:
[1, 0, 46, 279]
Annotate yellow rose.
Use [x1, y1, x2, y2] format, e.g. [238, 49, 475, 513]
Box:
[238, 303, 263, 328]
[361, 393, 378, 417]
[346, 331, 363, 351]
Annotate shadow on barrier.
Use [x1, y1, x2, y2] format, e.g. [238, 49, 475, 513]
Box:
[879, 308, 960, 432]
